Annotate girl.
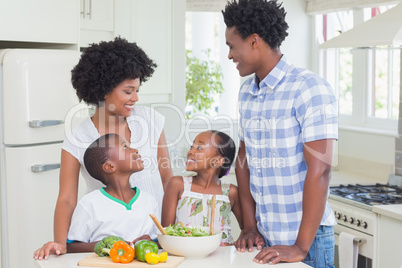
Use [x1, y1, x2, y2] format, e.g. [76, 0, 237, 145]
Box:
[162, 130, 243, 246]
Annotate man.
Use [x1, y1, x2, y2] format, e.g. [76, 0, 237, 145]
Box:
[222, 0, 338, 267]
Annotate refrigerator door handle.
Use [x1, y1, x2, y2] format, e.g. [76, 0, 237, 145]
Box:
[29, 120, 64, 128]
[31, 163, 61, 173]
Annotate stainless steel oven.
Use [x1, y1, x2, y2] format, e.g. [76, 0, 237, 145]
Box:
[329, 183, 402, 268]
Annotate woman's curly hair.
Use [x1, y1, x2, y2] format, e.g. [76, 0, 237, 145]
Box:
[71, 37, 157, 106]
[222, 0, 289, 49]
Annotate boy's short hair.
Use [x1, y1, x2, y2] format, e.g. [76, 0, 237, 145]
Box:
[84, 133, 119, 184]
[222, 0, 289, 49]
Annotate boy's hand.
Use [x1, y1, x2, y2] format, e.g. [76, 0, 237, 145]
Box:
[131, 234, 153, 245]
[33, 241, 66, 260]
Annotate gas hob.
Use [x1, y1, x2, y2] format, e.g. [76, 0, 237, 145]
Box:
[330, 183, 402, 206]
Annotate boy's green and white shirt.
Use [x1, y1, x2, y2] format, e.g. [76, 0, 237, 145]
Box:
[67, 187, 158, 243]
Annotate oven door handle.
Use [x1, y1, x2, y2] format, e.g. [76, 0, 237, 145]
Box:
[334, 231, 367, 244]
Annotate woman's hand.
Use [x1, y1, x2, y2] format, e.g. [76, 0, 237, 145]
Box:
[253, 244, 306, 265]
[234, 228, 265, 252]
[33, 241, 67, 260]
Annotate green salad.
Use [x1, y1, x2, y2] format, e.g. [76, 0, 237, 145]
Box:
[165, 224, 209, 237]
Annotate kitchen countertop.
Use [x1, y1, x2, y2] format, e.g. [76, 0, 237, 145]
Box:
[34, 246, 310, 268]
[372, 204, 402, 221]
[329, 169, 387, 186]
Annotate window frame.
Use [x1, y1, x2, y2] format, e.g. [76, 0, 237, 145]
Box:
[316, 8, 399, 137]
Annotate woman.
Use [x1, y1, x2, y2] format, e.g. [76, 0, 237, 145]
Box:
[33, 37, 172, 260]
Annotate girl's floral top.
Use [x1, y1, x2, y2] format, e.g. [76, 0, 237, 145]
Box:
[175, 176, 234, 246]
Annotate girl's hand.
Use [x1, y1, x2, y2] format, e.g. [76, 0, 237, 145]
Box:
[33, 241, 66, 260]
[234, 228, 265, 252]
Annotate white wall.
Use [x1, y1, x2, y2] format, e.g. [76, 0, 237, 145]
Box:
[281, 0, 311, 69]
[338, 129, 395, 165]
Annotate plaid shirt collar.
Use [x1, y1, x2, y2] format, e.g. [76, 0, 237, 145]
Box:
[247, 55, 291, 96]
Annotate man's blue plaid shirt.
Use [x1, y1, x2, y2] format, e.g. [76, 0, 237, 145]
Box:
[238, 56, 338, 246]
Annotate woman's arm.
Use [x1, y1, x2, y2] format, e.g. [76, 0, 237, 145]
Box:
[228, 184, 244, 230]
[33, 150, 81, 260]
[161, 176, 183, 227]
[157, 130, 173, 191]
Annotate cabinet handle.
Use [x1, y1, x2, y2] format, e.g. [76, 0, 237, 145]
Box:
[31, 164, 61, 173]
[29, 120, 64, 128]
[81, 0, 85, 18]
[87, 0, 91, 19]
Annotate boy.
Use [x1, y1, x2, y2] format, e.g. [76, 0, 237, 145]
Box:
[66, 133, 158, 253]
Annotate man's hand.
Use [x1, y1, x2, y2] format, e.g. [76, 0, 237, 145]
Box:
[234, 228, 265, 252]
[253, 244, 306, 265]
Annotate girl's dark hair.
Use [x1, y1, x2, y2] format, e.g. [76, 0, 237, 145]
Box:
[222, 0, 289, 49]
[84, 133, 119, 184]
[210, 130, 236, 178]
[71, 37, 157, 106]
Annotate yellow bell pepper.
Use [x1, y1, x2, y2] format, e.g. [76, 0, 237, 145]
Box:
[159, 251, 168, 263]
[145, 252, 160, 265]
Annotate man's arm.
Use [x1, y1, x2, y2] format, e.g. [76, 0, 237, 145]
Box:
[234, 140, 265, 252]
[294, 139, 335, 253]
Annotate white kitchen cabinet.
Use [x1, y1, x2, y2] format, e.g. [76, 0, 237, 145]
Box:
[131, 0, 173, 98]
[0, 0, 78, 44]
[113, 0, 185, 104]
[4, 144, 61, 268]
[375, 208, 402, 268]
[80, 0, 114, 47]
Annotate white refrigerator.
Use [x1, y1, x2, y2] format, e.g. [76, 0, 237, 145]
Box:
[0, 49, 82, 268]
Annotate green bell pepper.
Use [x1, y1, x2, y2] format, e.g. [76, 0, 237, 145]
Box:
[134, 240, 159, 262]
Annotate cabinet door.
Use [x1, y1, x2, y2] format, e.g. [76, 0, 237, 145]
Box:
[2, 49, 81, 146]
[80, 0, 114, 31]
[3, 143, 88, 268]
[131, 0, 172, 97]
[0, 0, 78, 44]
[4, 144, 61, 268]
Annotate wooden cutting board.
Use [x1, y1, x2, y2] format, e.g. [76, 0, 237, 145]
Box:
[78, 253, 185, 268]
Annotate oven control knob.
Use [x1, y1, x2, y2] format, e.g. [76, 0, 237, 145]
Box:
[348, 217, 354, 224]
[336, 213, 342, 220]
[343, 215, 348, 222]
[362, 221, 368, 229]
[356, 219, 361, 226]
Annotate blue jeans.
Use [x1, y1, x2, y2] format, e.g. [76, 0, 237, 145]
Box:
[302, 225, 335, 268]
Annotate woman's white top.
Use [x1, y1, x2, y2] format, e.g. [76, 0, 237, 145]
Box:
[63, 105, 165, 216]
[67, 187, 158, 242]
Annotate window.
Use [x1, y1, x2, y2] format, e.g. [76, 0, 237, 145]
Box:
[317, 5, 399, 134]
[185, 11, 241, 119]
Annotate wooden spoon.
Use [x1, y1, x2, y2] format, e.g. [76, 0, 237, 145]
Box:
[149, 214, 167, 235]
[209, 194, 216, 235]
